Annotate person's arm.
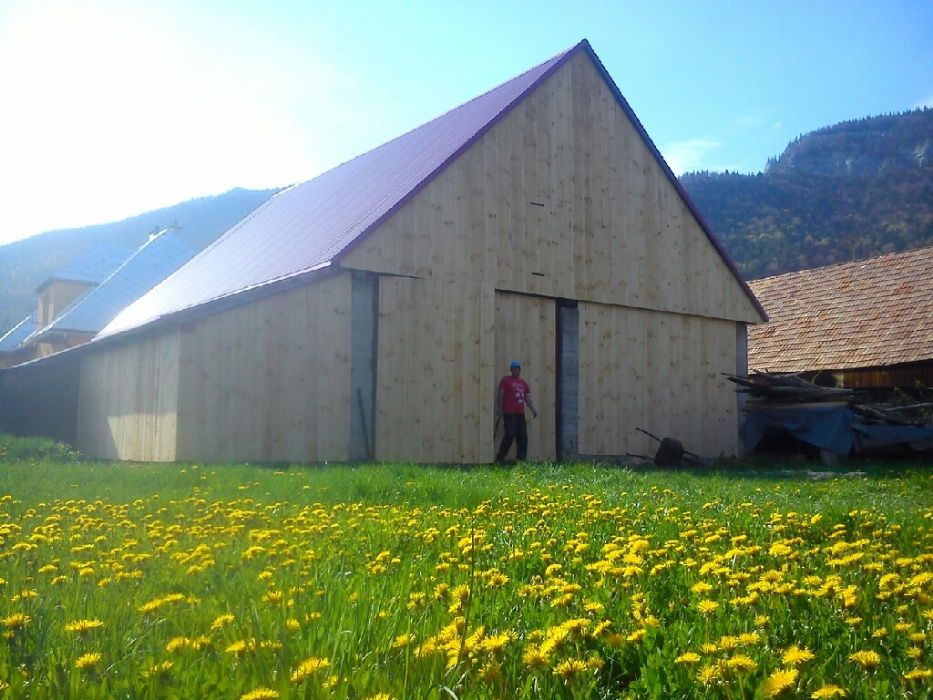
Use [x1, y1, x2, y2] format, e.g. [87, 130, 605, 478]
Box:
[525, 389, 537, 418]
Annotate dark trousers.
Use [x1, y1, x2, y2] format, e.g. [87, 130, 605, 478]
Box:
[496, 413, 528, 461]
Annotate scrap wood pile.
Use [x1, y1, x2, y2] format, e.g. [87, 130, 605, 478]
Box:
[726, 371, 930, 426]
[727, 371, 933, 457]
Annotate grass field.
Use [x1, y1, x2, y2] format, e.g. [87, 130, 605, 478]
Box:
[0, 445, 930, 698]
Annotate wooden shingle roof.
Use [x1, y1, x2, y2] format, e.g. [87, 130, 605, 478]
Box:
[748, 246, 933, 372]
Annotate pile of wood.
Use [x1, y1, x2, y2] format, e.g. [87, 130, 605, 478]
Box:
[726, 371, 930, 427]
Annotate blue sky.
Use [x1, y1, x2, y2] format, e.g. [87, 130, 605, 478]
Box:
[0, 0, 929, 246]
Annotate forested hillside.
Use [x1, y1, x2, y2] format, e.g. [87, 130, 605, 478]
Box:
[681, 108, 932, 279]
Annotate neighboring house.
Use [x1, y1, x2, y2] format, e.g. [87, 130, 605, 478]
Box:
[27, 228, 196, 356]
[0, 245, 132, 368]
[0, 40, 765, 462]
[748, 246, 933, 392]
[0, 313, 37, 369]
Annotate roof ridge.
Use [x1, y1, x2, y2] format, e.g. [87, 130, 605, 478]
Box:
[751, 244, 933, 285]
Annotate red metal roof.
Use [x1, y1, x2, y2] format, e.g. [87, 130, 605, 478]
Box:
[102, 40, 762, 339]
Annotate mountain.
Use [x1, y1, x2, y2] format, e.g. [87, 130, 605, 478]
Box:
[680, 108, 932, 280]
[0, 188, 277, 334]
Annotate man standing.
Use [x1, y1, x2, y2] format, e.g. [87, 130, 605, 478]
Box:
[495, 360, 537, 462]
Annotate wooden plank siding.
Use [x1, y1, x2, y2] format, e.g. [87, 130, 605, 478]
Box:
[76, 330, 181, 461]
[341, 51, 760, 325]
[174, 274, 351, 463]
[493, 292, 556, 460]
[375, 277, 495, 463]
[577, 301, 738, 458]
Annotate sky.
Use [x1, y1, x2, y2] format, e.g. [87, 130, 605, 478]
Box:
[0, 0, 930, 247]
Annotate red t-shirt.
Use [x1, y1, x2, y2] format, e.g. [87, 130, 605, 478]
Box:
[499, 376, 531, 415]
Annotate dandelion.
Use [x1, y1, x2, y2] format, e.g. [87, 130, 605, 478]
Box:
[144, 661, 173, 678]
[75, 652, 103, 672]
[811, 685, 846, 698]
[521, 645, 549, 669]
[696, 664, 720, 684]
[553, 657, 588, 680]
[211, 613, 235, 630]
[2, 613, 30, 629]
[240, 688, 279, 700]
[782, 645, 815, 665]
[65, 618, 104, 634]
[848, 650, 881, 669]
[675, 652, 701, 664]
[290, 657, 330, 684]
[725, 654, 758, 672]
[392, 633, 415, 649]
[697, 600, 719, 615]
[761, 668, 798, 697]
[903, 668, 932, 682]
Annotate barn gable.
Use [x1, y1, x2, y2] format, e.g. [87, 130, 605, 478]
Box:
[343, 48, 764, 324]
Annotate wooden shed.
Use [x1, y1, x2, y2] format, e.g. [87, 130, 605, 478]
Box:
[1, 40, 765, 463]
[748, 246, 933, 393]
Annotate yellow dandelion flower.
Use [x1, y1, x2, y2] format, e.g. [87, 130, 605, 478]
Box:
[290, 657, 330, 684]
[2, 613, 30, 629]
[903, 668, 932, 682]
[697, 664, 720, 684]
[697, 600, 719, 615]
[725, 654, 757, 672]
[738, 631, 761, 646]
[761, 668, 798, 697]
[285, 618, 300, 633]
[240, 688, 279, 700]
[811, 685, 846, 698]
[143, 661, 173, 678]
[848, 650, 881, 669]
[364, 694, 393, 700]
[675, 652, 701, 664]
[691, 581, 713, 594]
[755, 615, 771, 627]
[553, 657, 588, 680]
[211, 613, 235, 630]
[782, 645, 816, 666]
[700, 643, 719, 654]
[75, 652, 103, 671]
[718, 635, 739, 651]
[392, 633, 415, 649]
[521, 645, 549, 669]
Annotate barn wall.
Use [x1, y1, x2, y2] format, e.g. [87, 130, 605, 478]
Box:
[76, 330, 180, 461]
[494, 292, 556, 460]
[375, 277, 495, 463]
[0, 354, 82, 446]
[577, 301, 738, 457]
[342, 51, 761, 324]
[175, 273, 352, 463]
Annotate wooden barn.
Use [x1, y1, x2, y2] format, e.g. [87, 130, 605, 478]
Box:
[0, 40, 765, 463]
[748, 246, 933, 394]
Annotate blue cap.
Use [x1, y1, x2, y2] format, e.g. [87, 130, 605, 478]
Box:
[510, 360, 521, 368]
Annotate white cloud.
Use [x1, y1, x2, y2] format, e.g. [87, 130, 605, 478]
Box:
[732, 114, 763, 129]
[660, 138, 722, 174]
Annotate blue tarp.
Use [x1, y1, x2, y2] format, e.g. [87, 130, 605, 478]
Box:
[741, 405, 933, 455]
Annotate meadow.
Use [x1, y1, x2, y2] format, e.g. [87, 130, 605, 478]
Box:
[0, 446, 930, 698]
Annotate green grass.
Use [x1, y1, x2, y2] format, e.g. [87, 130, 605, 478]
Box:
[0, 442, 930, 698]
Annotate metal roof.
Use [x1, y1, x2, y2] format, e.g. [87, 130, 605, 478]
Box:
[37, 244, 133, 291]
[101, 39, 763, 339]
[36, 228, 197, 336]
[0, 313, 36, 353]
[748, 246, 933, 372]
